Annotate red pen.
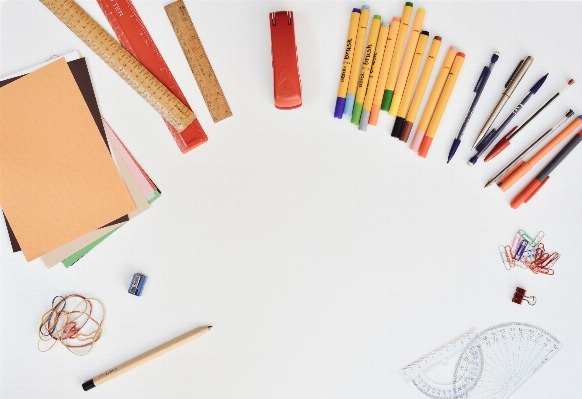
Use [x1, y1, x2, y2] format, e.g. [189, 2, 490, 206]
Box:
[485, 79, 574, 162]
[511, 126, 582, 208]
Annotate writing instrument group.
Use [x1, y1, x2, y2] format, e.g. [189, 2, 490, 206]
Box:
[334, 3, 579, 209]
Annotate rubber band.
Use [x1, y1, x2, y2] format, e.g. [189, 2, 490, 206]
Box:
[38, 294, 105, 356]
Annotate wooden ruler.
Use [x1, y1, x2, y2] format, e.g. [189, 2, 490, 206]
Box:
[39, 0, 195, 133]
[96, 0, 207, 153]
[165, 0, 232, 123]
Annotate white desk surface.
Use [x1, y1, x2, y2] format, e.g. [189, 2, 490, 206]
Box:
[1, 1, 581, 398]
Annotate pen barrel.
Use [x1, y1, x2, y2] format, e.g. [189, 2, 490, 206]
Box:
[499, 162, 531, 192]
[457, 67, 492, 139]
[536, 133, 582, 180]
[474, 95, 509, 147]
[92, 326, 210, 387]
[503, 56, 534, 96]
[336, 10, 361, 98]
[529, 117, 582, 165]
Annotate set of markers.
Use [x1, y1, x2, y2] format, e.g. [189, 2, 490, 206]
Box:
[334, 3, 580, 209]
[333, 2, 465, 158]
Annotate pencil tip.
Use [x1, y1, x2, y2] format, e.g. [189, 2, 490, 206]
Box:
[208, 326, 213, 329]
[484, 182, 492, 188]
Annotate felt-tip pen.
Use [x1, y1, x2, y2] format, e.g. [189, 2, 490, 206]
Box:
[511, 126, 582, 208]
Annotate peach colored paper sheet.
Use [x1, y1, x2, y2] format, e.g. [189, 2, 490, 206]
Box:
[0, 58, 136, 261]
[42, 127, 150, 268]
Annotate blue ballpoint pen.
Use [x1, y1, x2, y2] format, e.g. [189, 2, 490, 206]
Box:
[468, 73, 548, 166]
[447, 52, 500, 163]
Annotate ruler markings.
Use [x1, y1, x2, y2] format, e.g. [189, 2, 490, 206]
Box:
[39, 0, 194, 133]
[165, 0, 232, 123]
[96, 0, 207, 153]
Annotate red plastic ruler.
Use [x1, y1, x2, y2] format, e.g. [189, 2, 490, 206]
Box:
[40, 0, 195, 133]
[96, 0, 208, 153]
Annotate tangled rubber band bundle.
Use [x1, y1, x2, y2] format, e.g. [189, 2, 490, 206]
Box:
[38, 294, 105, 356]
[498, 229, 559, 275]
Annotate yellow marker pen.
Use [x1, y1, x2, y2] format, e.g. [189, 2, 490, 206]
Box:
[410, 46, 457, 152]
[391, 30, 429, 137]
[381, 2, 413, 111]
[351, 15, 382, 125]
[418, 52, 465, 158]
[369, 17, 400, 126]
[344, 5, 371, 116]
[400, 36, 442, 142]
[358, 22, 390, 130]
[334, 8, 363, 119]
[388, 8, 425, 116]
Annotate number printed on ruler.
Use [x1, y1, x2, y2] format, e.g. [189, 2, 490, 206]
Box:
[39, 0, 195, 133]
[165, 0, 232, 123]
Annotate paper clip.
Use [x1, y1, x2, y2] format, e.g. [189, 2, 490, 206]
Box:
[514, 239, 527, 260]
[518, 229, 534, 245]
[521, 247, 536, 261]
[510, 232, 521, 253]
[528, 231, 545, 248]
[522, 243, 558, 275]
[512, 287, 536, 306]
[499, 245, 515, 270]
[269, 11, 302, 110]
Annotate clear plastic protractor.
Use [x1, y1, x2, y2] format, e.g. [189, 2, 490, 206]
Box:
[412, 341, 483, 399]
[454, 322, 562, 399]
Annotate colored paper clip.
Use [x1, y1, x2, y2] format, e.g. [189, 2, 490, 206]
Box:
[512, 287, 536, 306]
[518, 229, 534, 245]
[269, 11, 302, 110]
[499, 245, 515, 270]
[510, 232, 521, 254]
[522, 243, 559, 275]
[518, 230, 545, 249]
[521, 247, 536, 261]
[514, 239, 528, 260]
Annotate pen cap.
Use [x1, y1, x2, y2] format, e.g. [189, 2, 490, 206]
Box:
[400, 121, 414, 142]
[510, 177, 547, 209]
[503, 56, 533, 96]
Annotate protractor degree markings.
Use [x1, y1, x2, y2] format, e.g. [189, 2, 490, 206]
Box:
[480, 355, 511, 384]
[485, 344, 512, 380]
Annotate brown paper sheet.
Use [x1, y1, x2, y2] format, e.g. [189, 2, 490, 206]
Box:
[0, 58, 136, 261]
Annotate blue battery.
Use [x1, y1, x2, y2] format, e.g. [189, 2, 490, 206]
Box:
[128, 273, 147, 296]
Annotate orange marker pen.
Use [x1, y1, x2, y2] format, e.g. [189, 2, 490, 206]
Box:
[498, 115, 582, 191]
[418, 52, 465, 158]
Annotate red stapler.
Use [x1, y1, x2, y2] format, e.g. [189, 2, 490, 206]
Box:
[269, 11, 302, 109]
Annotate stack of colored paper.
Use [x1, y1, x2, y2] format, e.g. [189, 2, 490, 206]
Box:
[0, 53, 160, 268]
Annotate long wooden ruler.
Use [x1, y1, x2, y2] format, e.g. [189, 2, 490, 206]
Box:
[165, 0, 232, 123]
[95, 0, 207, 153]
[39, 0, 194, 134]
